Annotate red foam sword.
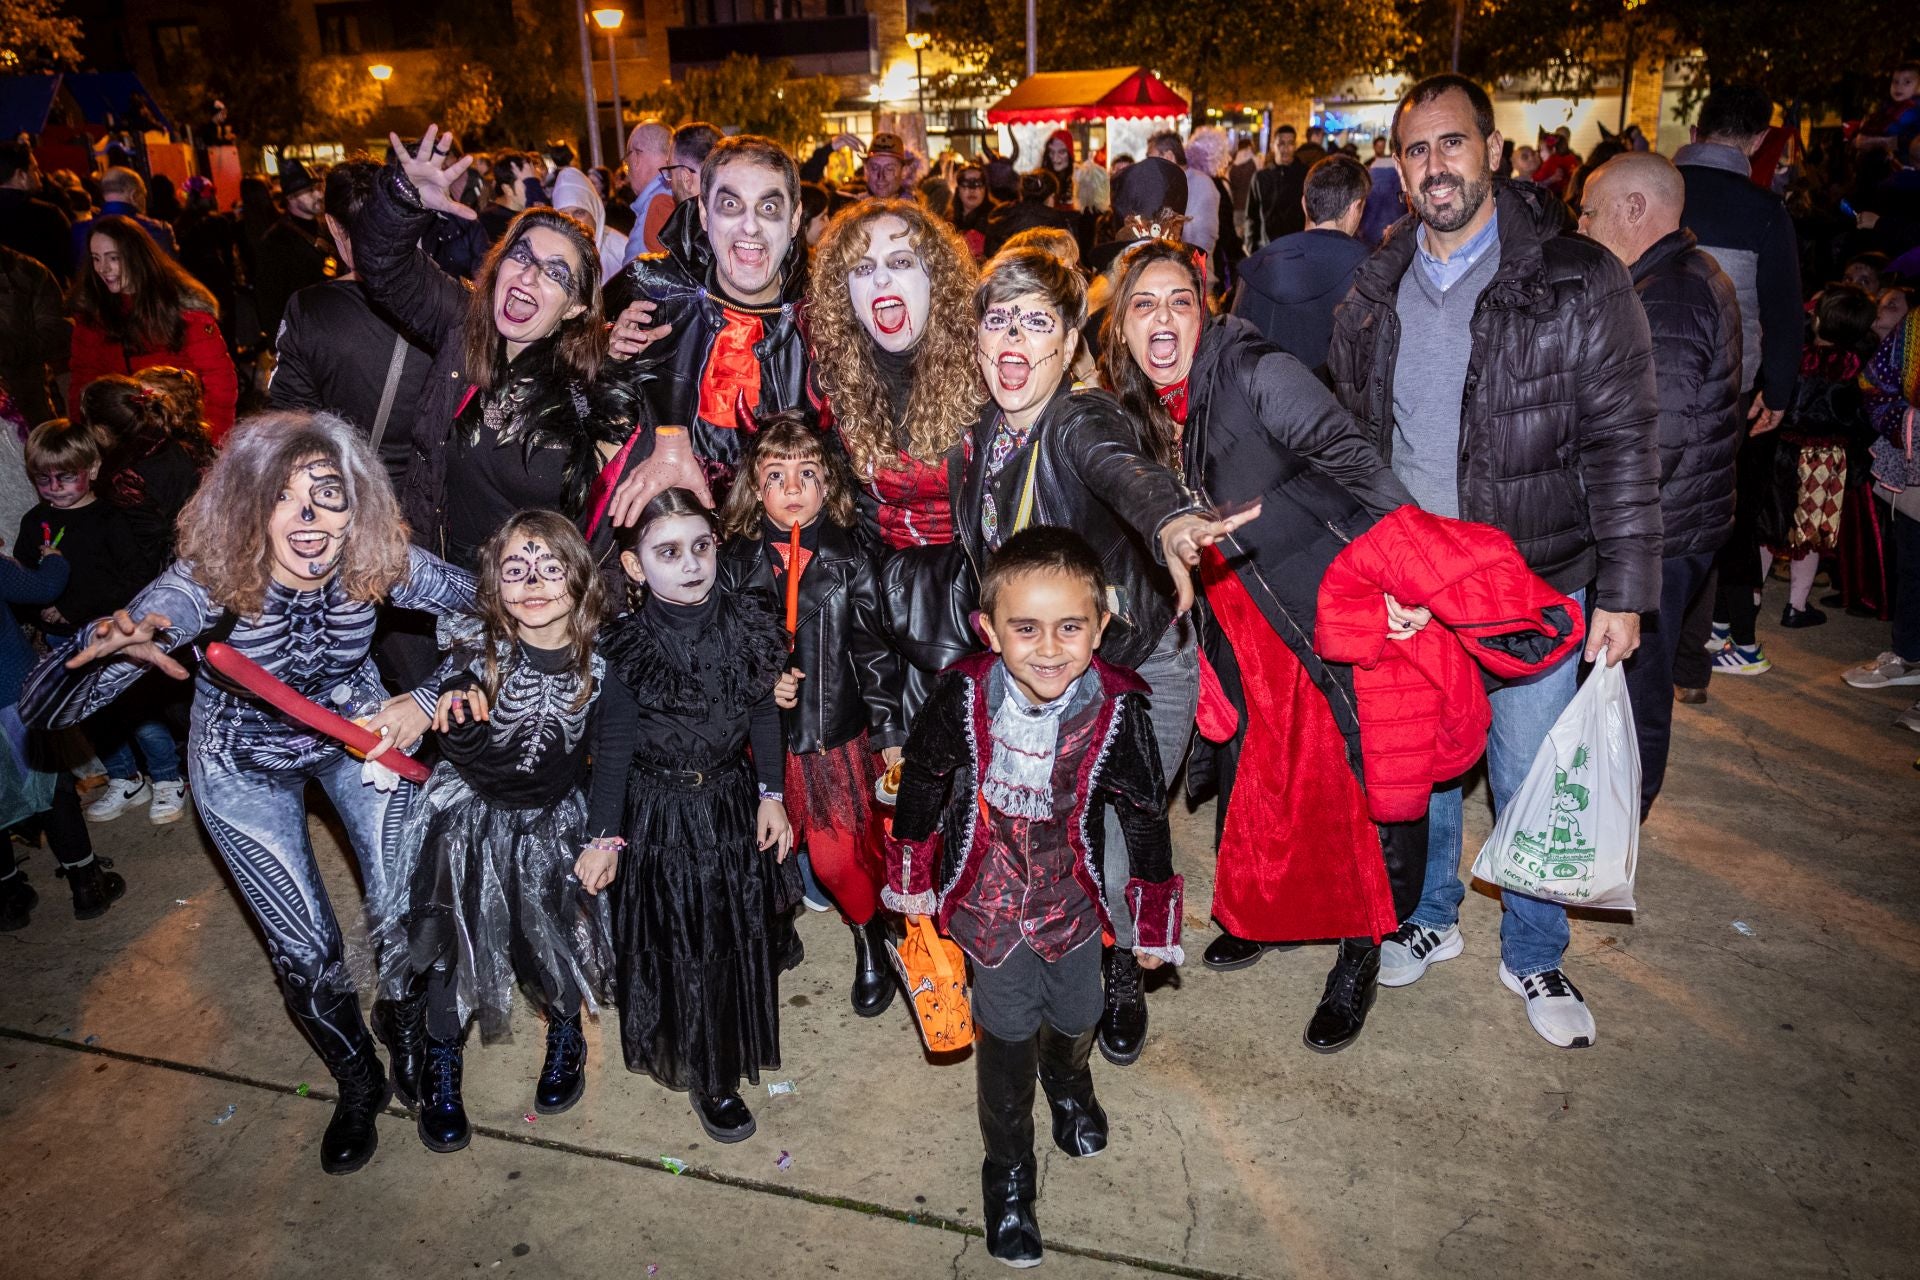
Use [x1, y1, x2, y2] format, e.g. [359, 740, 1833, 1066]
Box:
[203, 641, 431, 783]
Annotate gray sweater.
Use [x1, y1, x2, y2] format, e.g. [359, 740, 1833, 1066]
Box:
[1388, 240, 1504, 518]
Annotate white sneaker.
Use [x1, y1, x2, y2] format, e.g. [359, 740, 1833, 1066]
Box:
[1896, 702, 1920, 734]
[1710, 643, 1771, 676]
[149, 780, 188, 825]
[1379, 922, 1463, 987]
[1499, 964, 1596, 1048]
[1705, 622, 1730, 655]
[84, 777, 151, 822]
[1843, 651, 1920, 689]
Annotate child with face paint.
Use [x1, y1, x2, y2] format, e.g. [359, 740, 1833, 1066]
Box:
[602, 488, 794, 1144]
[715, 415, 904, 1017]
[20, 412, 477, 1177]
[372, 511, 631, 1153]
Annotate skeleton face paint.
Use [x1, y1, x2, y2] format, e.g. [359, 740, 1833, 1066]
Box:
[848, 214, 931, 354]
[975, 292, 1074, 430]
[757, 455, 826, 531]
[498, 535, 575, 642]
[620, 513, 716, 606]
[31, 465, 98, 509]
[267, 455, 353, 589]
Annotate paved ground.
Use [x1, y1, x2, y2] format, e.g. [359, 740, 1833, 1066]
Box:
[1, 604, 1915, 1280]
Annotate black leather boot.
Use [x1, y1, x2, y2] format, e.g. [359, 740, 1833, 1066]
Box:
[0, 872, 37, 931]
[534, 1008, 587, 1115]
[416, 1034, 470, 1153]
[377, 987, 428, 1110]
[321, 1040, 391, 1174]
[976, 1030, 1043, 1267]
[694, 1090, 756, 1143]
[1096, 945, 1146, 1066]
[1037, 1025, 1108, 1157]
[1202, 929, 1298, 971]
[850, 917, 896, 1017]
[62, 856, 125, 921]
[1302, 938, 1381, 1054]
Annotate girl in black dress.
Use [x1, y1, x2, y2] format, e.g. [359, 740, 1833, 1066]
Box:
[604, 488, 794, 1144]
[374, 511, 630, 1154]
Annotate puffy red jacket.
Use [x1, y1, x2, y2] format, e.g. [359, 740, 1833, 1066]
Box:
[68, 299, 237, 442]
[1315, 505, 1585, 822]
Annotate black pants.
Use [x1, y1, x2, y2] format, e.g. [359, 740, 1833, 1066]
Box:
[423, 961, 579, 1040]
[2, 774, 93, 878]
[1625, 551, 1716, 819]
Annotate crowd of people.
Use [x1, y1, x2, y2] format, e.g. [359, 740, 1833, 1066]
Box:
[0, 61, 1916, 1270]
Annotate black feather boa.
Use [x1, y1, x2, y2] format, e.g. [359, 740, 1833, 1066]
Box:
[600, 590, 786, 718]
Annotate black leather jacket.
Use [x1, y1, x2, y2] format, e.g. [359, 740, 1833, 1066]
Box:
[954, 385, 1203, 670]
[602, 199, 811, 492]
[717, 519, 902, 754]
[1327, 181, 1663, 612]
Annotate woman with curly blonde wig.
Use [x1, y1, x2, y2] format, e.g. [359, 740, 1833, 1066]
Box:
[806, 199, 985, 748]
[20, 411, 476, 1178]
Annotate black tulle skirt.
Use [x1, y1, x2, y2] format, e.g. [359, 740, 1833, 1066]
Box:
[613, 757, 794, 1095]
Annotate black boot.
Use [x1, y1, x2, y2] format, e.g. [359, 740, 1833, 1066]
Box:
[1302, 938, 1381, 1054]
[694, 1090, 756, 1143]
[976, 1030, 1043, 1267]
[1202, 928, 1297, 971]
[535, 1008, 587, 1115]
[0, 872, 37, 931]
[850, 916, 896, 1018]
[321, 1042, 392, 1174]
[376, 988, 428, 1110]
[62, 856, 125, 921]
[1096, 945, 1146, 1066]
[416, 1035, 470, 1153]
[1037, 1025, 1108, 1157]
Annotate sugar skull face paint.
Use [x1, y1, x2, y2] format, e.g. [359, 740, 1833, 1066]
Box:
[267, 455, 353, 588]
[498, 535, 574, 634]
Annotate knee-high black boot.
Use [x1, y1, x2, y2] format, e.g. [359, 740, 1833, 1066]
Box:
[1037, 1025, 1108, 1157]
[292, 989, 391, 1175]
[976, 1030, 1043, 1267]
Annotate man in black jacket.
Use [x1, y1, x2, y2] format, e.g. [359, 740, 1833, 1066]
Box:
[1580, 153, 1742, 819]
[1674, 86, 1802, 677]
[1245, 124, 1308, 249]
[270, 161, 435, 488]
[254, 158, 337, 347]
[1232, 154, 1372, 370]
[0, 144, 72, 286]
[1327, 74, 1659, 1050]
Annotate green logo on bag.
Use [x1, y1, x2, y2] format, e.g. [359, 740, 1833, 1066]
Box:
[1509, 745, 1595, 879]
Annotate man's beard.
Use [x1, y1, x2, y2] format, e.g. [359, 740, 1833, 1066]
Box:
[1414, 170, 1494, 234]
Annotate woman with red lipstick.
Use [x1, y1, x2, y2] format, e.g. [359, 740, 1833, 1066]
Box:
[956, 246, 1258, 1068]
[352, 127, 639, 580]
[1103, 238, 1422, 1053]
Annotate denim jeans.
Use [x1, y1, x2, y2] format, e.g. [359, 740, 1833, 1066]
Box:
[98, 717, 183, 783]
[1102, 620, 1198, 949]
[1410, 590, 1585, 978]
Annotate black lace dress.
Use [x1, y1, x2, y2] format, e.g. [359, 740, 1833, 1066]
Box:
[604, 589, 795, 1095]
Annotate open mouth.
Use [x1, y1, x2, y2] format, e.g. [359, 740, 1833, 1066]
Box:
[287, 530, 338, 565]
[871, 296, 907, 335]
[996, 352, 1031, 392]
[1423, 180, 1461, 204]
[1146, 329, 1181, 369]
[502, 286, 540, 325]
[730, 241, 769, 274]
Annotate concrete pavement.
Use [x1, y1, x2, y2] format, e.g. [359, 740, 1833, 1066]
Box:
[1, 606, 1915, 1279]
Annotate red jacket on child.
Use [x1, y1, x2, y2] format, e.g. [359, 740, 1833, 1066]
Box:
[1316, 505, 1586, 822]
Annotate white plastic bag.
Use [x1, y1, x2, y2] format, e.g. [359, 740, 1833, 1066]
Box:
[1470, 657, 1640, 911]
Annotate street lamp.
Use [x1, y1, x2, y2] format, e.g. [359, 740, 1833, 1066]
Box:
[905, 28, 928, 124]
[574, 0, 602, 169]
[593, 8, 625, 172]
[368, 63, 392, 110]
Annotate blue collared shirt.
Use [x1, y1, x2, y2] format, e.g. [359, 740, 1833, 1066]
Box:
[1415, 207, 1500, 293]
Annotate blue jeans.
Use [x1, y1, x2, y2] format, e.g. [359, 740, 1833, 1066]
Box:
[1102, 620, 1198, 949]
[99, 718, 183, 783]
[1410, 590, 1585, 978]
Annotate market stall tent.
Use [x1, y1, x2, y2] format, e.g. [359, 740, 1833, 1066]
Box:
[985, 67, 1190, 173]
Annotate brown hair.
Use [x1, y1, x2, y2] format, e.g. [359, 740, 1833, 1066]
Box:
[25, 419, 103, 477]
[470, 509, 606, 711]
[70, 215, 219, 353]
[1002, 225, 1080, 268]
[1098, 238, 1200, 470]
[699, 134, 798, 208]
[976, 245, 1087, 333]
[806, 199, 984, 477]
[175, 411, 412, 618]
[719, 412, 856, 539]
[979, 524, 1108, 620]
[80, 370, 215, 474]
[460, 207, 606, 396]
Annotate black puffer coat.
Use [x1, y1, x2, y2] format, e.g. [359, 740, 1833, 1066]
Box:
[1629, 228, 1744, 558]
[953, 385, 1204, 670]
[1326, 181, 1663, 613]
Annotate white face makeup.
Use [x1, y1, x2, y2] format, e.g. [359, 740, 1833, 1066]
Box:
[31, 464, 97, 509]
[622, 513, 717, 605]
[491, 224, 589, 357]
[498, 535, 574, 639]
[699, 157, 800, 306]
[758, 456, 826, 531]
[268, 455, 353, 589]
[848, 214, 931, 353]
[1122, 258, 1203, 389]
[975, 291, 1074, 429]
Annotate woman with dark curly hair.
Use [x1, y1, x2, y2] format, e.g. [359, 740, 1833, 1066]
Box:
[807, 199, 986, 744]
[20, 411, 476, 1177]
